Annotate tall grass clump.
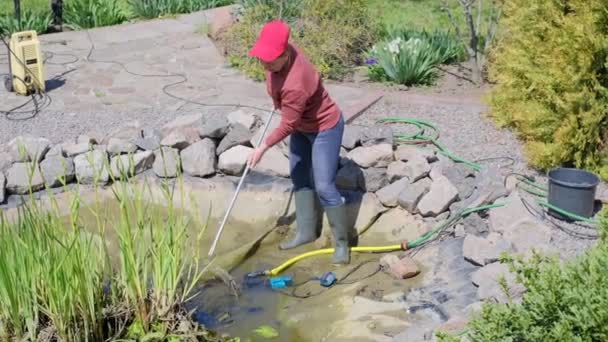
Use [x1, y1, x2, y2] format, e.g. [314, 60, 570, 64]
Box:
[364, 28, 466, 86]
[0, 9, 51, 36]
[63, 0, 129, 29]
[222, 0, 379, 81]
[129, 0, 232, 19]
[437, 209, 608, 341]
[0, 154, 224, 341]
[488, 0, 608, 179]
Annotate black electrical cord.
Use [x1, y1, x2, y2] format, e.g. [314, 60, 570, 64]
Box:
[273, 259, 382, 299]
[83, 30, 270, 113]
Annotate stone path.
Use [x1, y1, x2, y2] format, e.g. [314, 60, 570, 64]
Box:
[0, 8, 370, 145]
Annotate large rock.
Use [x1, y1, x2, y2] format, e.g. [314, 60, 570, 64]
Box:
[360, 125, 393, 147]
[40, 155, 75, 187]
[46, 144, 64, 157]
[198, 114, 230, 139]
[8, 136, 51, 162]
[153, 147, 181, 178]
[74, 150, 110, 185]
[180, 139, 216, 177]
[218, 145, 253, 175]
[62, 142, 91, 157]
[107, 138, 138, 156]
[395, 145, 436, 162]
[136, 128, 163, 151]
[367, 207, 426, 243]
[217, 124, 253, 155]
[342, 125, 363, 150]
[256, 146, 290, 178]
[227, 109, 257, 130]
[360, 167, 389, 192]
[444, 164, 477, 200]
[0, 173, 5, 203]
[387, 160, 409, 183]
[351, 192, 389, 236]
[0, 152, 13, 172]
[463, 233, 512, 266]
[6, 162, 45, 194]
[502, 220, 553, 256]
[489, 192, 534, 234]
[160, 128, 200, 150]
[461, 213, 489, 236]
[404, 156, 431, 182]
[109, 151, 155, 178]
[348, 144, 393, 168]
[417, 176, 459, 217]
[472, 262, 526, 304]
[376, 177, 409, 207]
[77, 133, 100, 145]
[103, 121, 142, 144]
[398, 178, 432, 213]
[336, 162, 363, 191]
[161, 113, 203, 135]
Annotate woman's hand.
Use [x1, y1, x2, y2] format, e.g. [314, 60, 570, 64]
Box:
[248, 143, 269, 168]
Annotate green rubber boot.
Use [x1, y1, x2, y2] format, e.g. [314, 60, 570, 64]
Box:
[279, 190, 319, 250]
[325, 203, 350, 265]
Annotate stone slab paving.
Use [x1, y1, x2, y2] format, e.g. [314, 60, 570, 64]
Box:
[0, 9, 369, 145]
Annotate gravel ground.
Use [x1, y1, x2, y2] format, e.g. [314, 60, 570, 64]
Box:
[355, 95, 603, 259]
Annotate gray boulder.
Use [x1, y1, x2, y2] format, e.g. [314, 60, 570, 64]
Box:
[63, 142, 91, 157]
[360, 167, 389, 192]
[74, 150, 110, 185]
[342, 125, 362, 150]
[217, 124, 253, 155]
[255, 146, 290, 178]
[0, 173, 5, 203]
[417, 176, 459, 217]
[387, 160, 409, 183]
[161, 113, 203, 135]
[395, 145, 436, 162]
[153, 147, 181, 178]
[160, 128, 200, 150]
[6, 162, 45, 194]
[180, 139, 216, 177]
[218, 145, 253, 176]
[227, 109, 257, 131]
[198, 114, 230, 139]
[0, 152, 14, 172]
[107, 138, 138, 156]
[398, 178, 432, 213]
[463, 233, 512, 266]
[336, 162, 363, 191]
[40, 155, 75, 187]
[103, 121, 142, 144]
[348, 144, 393, 168]
[472, 262, 526, 304]
[377, 177, 409, 207]
[404, 156, 431, 182]
[8, 136, 51, 162]
[110, 151, 155, 178]
[360, 125, 393, 147]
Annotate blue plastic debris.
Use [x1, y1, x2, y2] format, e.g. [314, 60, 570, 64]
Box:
[319, 272, 337, 287]
[269, 276, 293, 289]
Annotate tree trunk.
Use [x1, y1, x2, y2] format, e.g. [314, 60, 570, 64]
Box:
[13, 0, 21, 28]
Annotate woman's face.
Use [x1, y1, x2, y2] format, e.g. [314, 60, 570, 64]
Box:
[261, 50, 289, 72]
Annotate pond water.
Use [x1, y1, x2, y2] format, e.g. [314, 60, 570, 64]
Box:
[56, 192, 423, 341]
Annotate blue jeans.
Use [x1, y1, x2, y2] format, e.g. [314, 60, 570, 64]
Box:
[289, 114, 345, 208]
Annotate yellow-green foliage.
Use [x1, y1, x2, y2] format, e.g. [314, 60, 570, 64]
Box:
[223, 0, 378, 81]
[488, 0, 608, 179]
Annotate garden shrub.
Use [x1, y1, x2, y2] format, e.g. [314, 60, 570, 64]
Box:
[438, 210, 608, 342]
[222, 0, 379, 81]
[64, 0, 128, 29]
[364, 28, 466, 86]
[0, 9, 51, 36]
[488, 0, 608, 179]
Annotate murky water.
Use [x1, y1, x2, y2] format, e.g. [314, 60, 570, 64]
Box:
[61, 195, 421, 341]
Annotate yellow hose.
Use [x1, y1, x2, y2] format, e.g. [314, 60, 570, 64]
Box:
[267, 244, 406, 276]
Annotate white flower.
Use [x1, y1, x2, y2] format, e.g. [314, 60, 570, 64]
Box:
[387, 37, 403, 55]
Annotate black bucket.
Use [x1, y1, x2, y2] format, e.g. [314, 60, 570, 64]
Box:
[547, 167, 599, 221]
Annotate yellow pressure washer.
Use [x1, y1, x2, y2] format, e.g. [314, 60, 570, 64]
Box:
[3, 30, 46, 95]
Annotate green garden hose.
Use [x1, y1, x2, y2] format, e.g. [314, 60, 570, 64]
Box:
[376, 118, 482, 171]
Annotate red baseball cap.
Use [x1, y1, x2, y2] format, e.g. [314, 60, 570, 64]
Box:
[248, 20, 290, 62]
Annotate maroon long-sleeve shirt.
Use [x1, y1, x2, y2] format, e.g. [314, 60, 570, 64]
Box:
[264, 44, 341, 147]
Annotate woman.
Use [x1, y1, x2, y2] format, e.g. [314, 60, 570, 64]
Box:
[247, 20, 350, 264]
